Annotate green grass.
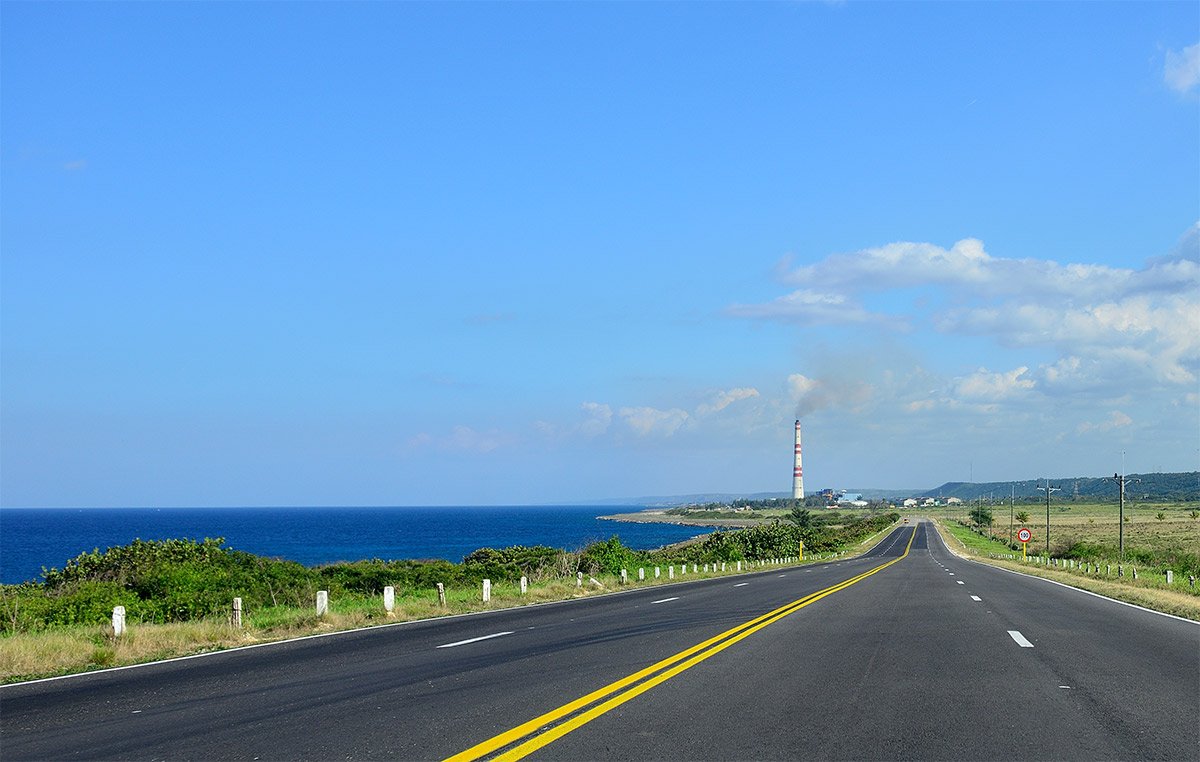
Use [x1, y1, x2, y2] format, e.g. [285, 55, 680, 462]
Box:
[936, 520, 1015, 556]
[930, 516, 1200, 621]
[0, 559, 815, 683]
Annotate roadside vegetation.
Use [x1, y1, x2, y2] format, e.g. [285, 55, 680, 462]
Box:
[931, 502, 1200, 620]
[0, 513, 898, 683]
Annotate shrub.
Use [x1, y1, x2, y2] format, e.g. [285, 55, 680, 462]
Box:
[461, 546, 562, 582]
[577, 537, 639, 575]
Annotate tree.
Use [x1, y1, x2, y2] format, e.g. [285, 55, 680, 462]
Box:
[1015, 511, 1031, 524]
[788, 508, 814, 529]
[968, 505, 994, 528]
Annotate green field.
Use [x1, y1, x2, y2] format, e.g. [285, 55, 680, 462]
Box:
[930, 501, 1200, 621]
[932, 500, 1198, 566]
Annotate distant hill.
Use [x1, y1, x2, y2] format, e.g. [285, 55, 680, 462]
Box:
[920, 472, 1199, 502]
[580, 487, 923, 507]
[582, 472, 1198, 507]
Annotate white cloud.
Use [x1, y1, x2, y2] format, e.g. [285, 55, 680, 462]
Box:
[697, 387, 760, 416]
[955, 367, 1034, 400]
[726, 290, 890, 326]
[579, 402, 613, 436]
[619, 406, 690, 437]
[732, 229, 1200, 393]
[788, 374, 820, 400]
[1076, 410, 1133, 435]
[942, 293, 1199, 387]
[1165, 42, 1200, 94]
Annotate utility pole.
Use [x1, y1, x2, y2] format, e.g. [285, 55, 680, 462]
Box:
[1008, 483, 1016, 547]
[1109, 470, 1141, 560]
[1037, 481, 1060, 556]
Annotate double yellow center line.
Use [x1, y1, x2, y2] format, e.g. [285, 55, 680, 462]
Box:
[446, 526, 917, 762]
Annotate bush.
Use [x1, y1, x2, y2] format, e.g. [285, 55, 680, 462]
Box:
[577, 537, 640, 575]
[461, 546, 563, 582]
[0, 581, 139, 633]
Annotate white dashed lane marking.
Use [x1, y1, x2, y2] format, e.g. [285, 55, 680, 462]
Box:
[651, 597, 680, 605]
[437, 631, 515, 649]
[1008, 630, 1035, 648]
[970, 595, 982, 601]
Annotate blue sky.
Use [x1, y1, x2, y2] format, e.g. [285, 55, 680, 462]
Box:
[3, 2, 1197, 507]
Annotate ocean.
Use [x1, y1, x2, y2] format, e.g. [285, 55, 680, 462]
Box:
[0, 506, 714, 585]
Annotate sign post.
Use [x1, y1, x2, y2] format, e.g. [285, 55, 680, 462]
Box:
[799, 540, 804, 561]
[1017, 527, 1032, 561]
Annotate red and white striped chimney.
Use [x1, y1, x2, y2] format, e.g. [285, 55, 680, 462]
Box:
[792, 419, 805, 500]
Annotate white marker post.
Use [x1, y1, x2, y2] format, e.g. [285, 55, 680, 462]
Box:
[112, 606, 126, 637]
[232, 598, 243, 628]
[316, 590, 329, 616]
[520, 576, 528, 594]
[482, 579, 492, 602]
[437, 582, 447, 607]
[383, 586, 395, 613]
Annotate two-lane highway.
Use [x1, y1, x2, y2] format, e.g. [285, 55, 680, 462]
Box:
[2, 521, 1196, 760]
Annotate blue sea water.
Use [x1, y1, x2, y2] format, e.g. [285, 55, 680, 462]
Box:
[0, 506, 714, 585]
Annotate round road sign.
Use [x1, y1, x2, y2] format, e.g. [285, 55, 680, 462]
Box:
[1017, 528, 1032, 543]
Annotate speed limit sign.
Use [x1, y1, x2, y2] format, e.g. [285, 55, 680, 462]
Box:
[1017, 528, 1032, 543]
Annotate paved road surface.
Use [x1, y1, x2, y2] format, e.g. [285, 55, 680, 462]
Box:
[2, 521, 1196, 760]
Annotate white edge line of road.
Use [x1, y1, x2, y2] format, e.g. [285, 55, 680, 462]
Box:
[927, 520, 1199, 627]
[3, 551, 848, 689]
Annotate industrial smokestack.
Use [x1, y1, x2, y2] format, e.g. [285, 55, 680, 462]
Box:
[792, 420, 805, 500]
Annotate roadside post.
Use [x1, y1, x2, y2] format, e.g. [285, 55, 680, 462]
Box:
[799, 541, 804, 561]
[1017, 527, 1032, 561]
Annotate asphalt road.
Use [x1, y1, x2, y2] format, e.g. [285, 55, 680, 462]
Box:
[2, 521, 1196, 761]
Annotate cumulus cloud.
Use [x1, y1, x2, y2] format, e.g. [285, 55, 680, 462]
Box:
[579, 402, 613, 437]
[619, 406, 690, 437]
[573, 386, 763, 441]
[1165, 42, 1200, 94]
[696, 387, 760, 416]
[955, 367, 1034, 400]
[1076, 410, 1133, 435]
[941, 293, 1199, 386]
[732, 229, 1200, 393]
